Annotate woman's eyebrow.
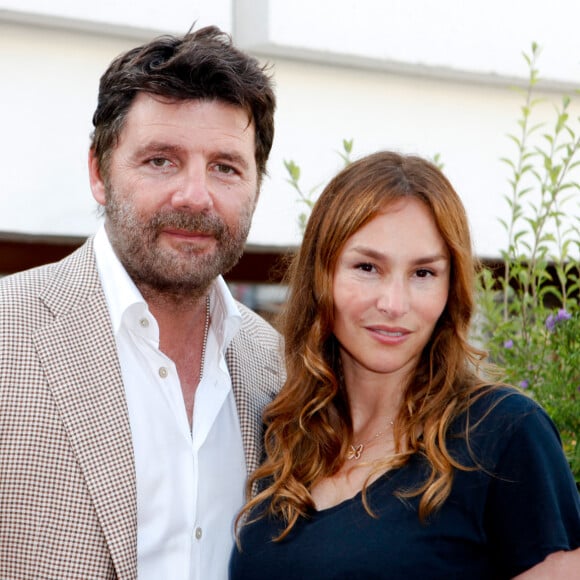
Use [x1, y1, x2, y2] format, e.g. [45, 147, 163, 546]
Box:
[345, 245, 449, 265]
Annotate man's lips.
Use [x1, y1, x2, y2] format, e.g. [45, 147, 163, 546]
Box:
[161, 228, 215, 240]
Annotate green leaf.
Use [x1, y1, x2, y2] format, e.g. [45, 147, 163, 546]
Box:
[500, 157, 516, 169]
[284, 159, 301, 182]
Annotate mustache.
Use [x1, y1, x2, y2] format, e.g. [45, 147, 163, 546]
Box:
[148, 211, 227, 239]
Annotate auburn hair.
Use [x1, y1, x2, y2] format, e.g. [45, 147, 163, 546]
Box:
[237, 151, 490, 540]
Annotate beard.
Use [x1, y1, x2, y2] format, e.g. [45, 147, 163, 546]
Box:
[103, 190, 254, 301]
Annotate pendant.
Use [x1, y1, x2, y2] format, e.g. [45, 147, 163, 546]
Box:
[347, 443, 363, 460]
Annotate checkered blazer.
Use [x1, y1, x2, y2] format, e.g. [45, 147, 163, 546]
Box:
[0, 238, 285, 580]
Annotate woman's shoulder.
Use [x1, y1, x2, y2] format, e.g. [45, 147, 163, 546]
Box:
[450, 385, 561, 464]
[465, 384, 547, 425]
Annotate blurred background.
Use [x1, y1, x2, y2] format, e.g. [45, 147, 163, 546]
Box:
[1, 0, 579, 318]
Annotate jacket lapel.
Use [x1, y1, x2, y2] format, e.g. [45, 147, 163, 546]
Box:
[227, 307, 284, 478]
[33, 240, 137, 579]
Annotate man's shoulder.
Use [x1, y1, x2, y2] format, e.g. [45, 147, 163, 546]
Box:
[0, 239, 98, 312]
[227, 302, 285, 401]
[0, 260, 58, 308]
[228, 301, 284, 376]
[235, 300, 281, 344]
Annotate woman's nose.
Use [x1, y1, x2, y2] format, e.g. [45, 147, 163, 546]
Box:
[376, 278, 409, 317]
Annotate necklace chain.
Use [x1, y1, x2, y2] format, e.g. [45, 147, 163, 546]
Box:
[347, 420, 394, 460]
[198, 295, 211, 381]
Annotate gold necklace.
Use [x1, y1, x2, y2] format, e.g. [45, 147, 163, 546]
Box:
[347, 420, 394, 460]
[198, 295, 211, 380]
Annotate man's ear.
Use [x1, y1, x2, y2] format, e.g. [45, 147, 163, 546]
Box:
[88, 148, 106, 206]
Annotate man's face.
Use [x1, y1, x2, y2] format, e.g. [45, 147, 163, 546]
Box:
[89, 93, 259, 299]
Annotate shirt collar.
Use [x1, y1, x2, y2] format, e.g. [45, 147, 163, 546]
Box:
[93, 224, 242, 350]
[93, 225, 143, 336]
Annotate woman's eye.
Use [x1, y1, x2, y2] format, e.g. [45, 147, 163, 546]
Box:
[416, 268, 434, 278]
[356, 263, 375, 273]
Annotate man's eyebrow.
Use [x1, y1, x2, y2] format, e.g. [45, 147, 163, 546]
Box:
[133, 142, 184, 157]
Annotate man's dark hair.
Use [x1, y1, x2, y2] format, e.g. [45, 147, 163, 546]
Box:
[91, 25, 276, 184]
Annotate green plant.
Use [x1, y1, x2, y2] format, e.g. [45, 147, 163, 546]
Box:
[474, 43, 580, 481]
[283, 44, 580, 482]
[284, 139, 354, 232]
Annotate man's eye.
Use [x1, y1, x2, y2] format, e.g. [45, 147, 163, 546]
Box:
[215, 164, 237, 175]
[149, 158, 170, 168]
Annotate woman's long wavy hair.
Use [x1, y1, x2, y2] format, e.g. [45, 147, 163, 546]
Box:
[237, 151, 491, 540]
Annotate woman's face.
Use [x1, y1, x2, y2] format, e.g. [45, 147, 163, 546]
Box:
[332, 198, 450, 387]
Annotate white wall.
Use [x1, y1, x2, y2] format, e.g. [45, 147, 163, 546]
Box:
[1, 0, 579, 258]
[235, 0, 580, 88]
[0, 0, 231, 36]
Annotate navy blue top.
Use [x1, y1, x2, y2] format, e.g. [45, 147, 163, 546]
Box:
[230, 389, 580, 579]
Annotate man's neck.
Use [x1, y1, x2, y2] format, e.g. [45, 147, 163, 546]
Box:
[147, 290, 212, 429]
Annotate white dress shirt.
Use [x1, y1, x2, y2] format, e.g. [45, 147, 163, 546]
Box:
[94, 225, 247, 580]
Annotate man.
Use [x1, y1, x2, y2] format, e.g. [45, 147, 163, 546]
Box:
[0, 26, 283, 580]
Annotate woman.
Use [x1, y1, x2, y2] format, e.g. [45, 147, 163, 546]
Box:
[230, 151, 580, 579]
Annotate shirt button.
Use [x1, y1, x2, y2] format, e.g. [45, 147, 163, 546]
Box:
[158, 367, 168, 378]
[195, 527, 203, 540]
[139, 318, 149, 328]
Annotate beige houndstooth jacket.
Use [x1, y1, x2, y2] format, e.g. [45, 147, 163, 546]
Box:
[0, 238, 285, 580]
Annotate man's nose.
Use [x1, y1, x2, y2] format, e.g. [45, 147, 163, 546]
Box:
[170, 162, 213, 211]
